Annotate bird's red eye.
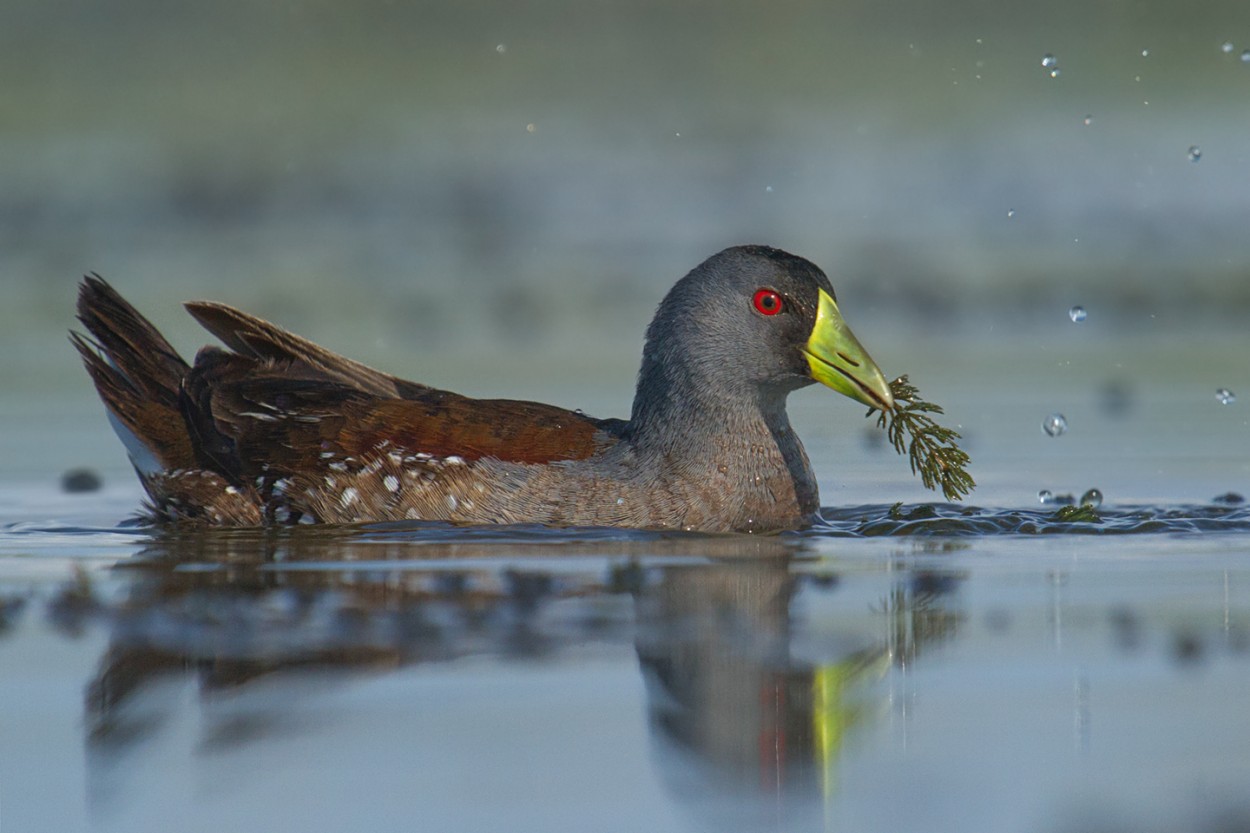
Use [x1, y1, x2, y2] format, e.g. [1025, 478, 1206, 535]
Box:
[752, 288, 783, 316]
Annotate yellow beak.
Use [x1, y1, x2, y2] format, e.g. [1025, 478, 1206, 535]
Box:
[802, 288, 893, 411]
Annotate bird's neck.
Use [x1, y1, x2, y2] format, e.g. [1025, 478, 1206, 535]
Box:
[627, 358, 800, 459]
[621, 356, 820, 527]
[626, 368, 818, 523]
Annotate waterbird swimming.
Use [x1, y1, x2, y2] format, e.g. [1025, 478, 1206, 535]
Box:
[73, 245, 892, 532]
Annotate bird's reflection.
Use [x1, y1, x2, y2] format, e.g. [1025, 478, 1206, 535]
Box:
[637, 559, 873, 824]
[635, 559, 960, 826]
[81, 529, 803, 743]
[76, 528, 963, 819]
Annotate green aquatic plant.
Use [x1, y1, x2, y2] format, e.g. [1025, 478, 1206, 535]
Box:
[1052, 504, 1102, 523]
[867, 375, 975, 502]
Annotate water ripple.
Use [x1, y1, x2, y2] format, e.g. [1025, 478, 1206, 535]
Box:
[4, 503, 1250, 554]
[811, 503, 1250, 537]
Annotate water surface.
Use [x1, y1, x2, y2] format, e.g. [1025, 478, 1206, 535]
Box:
[4, 484, 1250, 833]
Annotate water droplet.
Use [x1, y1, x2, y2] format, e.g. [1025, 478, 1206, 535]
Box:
[1083, 114, 1093, 126]
[1042, 413, 1068, 437]
[1242, 49, 1250, 63]
[1140, 48, 1150, 58]
[1048, 67, 1061, 78]
[1080, 488, 1103, 508]
[1041, 53, 1057, 68]
[1038, 489, 1054, 504]
[1216, 388, 1236, 405]
[495, 43, 507, 54]
[1068, 305, 1087, 322]
[764, 185, 774, 193]
[1188, 145, 1202, 162]
[1222, 41, 1235, 54]
[525, 123, 537, 133]
[1006, 208, 1016, 218]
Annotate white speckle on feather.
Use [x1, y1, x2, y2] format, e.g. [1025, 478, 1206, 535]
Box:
[405, 507, 419, 520]
[444, 455, 465, 466]
[325, 476, 337, 489]
[224, 485, 239, 495]
[320, 451, 336, 460]
[388, 451, 404, 464]
[328, 461, 348, 472]
[446, 494, 458, 511]
[341, 487, 359, 507]
[383, 475, 399, 493]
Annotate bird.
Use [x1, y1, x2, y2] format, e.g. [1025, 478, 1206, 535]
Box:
[72, 245, 893, 533]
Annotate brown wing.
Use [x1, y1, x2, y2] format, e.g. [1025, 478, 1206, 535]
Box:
[77, 280, 618, 524]
[185, 301, 406, 397]
[183, 345, 620, 486]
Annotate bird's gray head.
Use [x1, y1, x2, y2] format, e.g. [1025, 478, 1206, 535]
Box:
[629, 245, 892, 441]
[641, 245, 828, 397]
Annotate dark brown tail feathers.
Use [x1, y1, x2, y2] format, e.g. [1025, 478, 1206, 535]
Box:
[71, 274, 197, 475]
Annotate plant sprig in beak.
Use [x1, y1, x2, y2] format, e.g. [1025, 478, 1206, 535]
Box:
[866, 375, 975, 502]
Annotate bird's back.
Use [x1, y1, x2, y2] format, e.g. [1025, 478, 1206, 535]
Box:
[73, 277, 621, 525]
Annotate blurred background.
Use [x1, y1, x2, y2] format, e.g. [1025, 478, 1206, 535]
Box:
[2, 0, 1248, 501]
